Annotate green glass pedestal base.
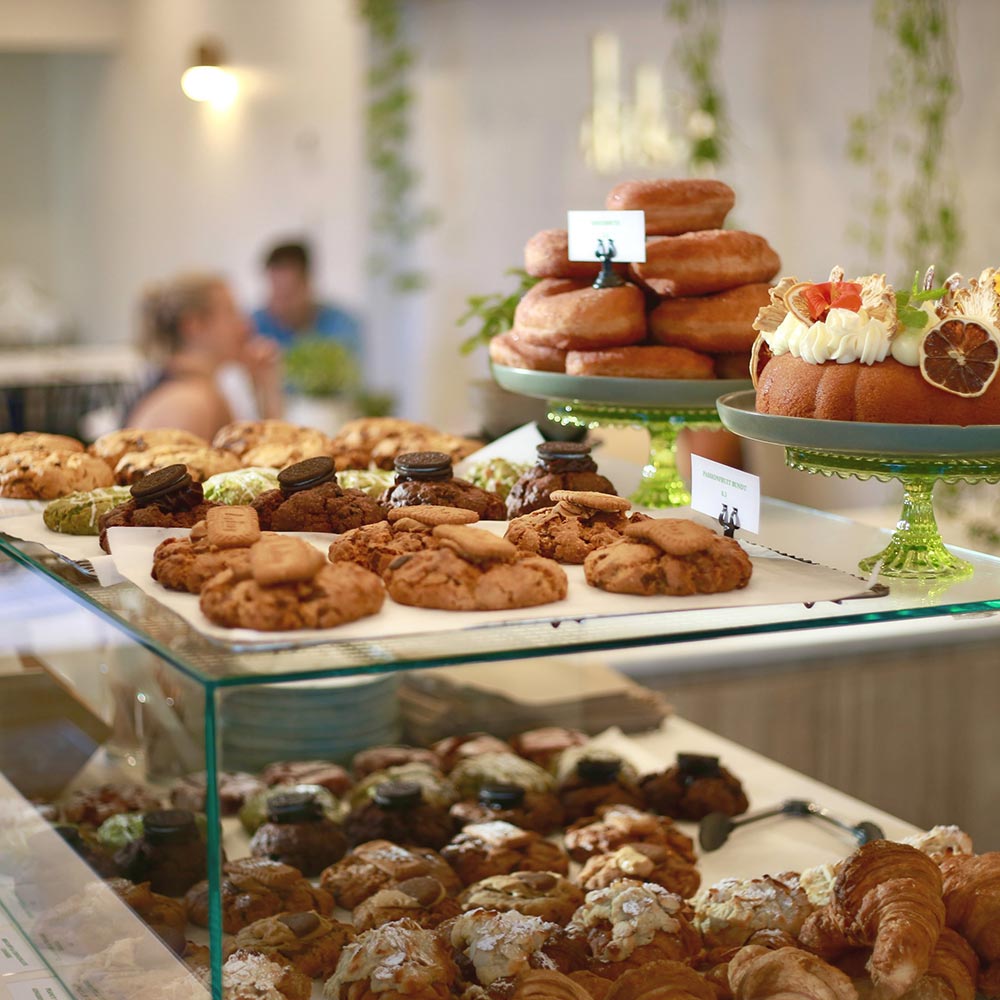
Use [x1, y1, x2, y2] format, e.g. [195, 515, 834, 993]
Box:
[546, 402, 720, 508]
[785, 448, 1000, 584]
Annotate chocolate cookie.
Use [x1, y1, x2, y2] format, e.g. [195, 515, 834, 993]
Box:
[506, 490, 648, 564]
[451, 783, 566, 836]
[249, 792, 348, 876]
[252, 482, 386, 532]
[506, 441, 616, 520]
[151, 535, 253, 593]
[640, 753, 749, 821]
[383, 524, 567, 611]
[343, 780, 454, 850]
[379, 451, 506, 520]
[584, 519, 752, 596]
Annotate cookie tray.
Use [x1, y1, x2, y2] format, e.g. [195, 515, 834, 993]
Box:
[105, 525, 882, 651]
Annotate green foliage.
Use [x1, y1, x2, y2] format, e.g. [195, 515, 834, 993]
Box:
[895, 269, 948, 328]
[666, 0, 728, 170]
[848, 0, 962, 279]
[457, 270, 540, 356]
[283, 337, 361, 398]
[359, 0, 436, 294]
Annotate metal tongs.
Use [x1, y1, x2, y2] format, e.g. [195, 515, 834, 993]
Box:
[699, 798, 885, 852]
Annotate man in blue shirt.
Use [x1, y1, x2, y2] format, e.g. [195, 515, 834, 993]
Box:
[251, 241, 362, 360]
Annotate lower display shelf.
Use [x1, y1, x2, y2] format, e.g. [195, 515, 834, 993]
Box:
[0, 717, 920, 1000]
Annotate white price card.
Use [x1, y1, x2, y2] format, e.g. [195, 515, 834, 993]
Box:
[7, 978, 72, 1000]
[690, 455, 760, 535]
[567, 211, 646, 263]
[0, 925, 44, 976]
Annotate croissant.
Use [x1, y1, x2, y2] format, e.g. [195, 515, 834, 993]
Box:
[605, 959, 717, 1000]
[702, 930, 803, 1000]
[939, 852, 1000, 962]
[729, 945, 858, 1000]
[851, 929, 978, 1000]
[570, 970, 614, 999]
[798, 842, 944, 1000]
[978, 960, 1000, 1000]
[511, 970, 594, 999]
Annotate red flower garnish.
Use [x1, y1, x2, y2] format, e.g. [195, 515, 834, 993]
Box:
[803, 281, 863, 322]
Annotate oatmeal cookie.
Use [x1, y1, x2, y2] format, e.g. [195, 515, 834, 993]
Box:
[89, 428, 208, 469]
[563, 805, 696, 864]
[0, 449, 114, 499]
[352, 876, 462, 932]
[441, 820, 570, 885]
[577, 842, 701, 899]
[185, 857, 333, 933]
[505, 490, 647, 564]
[319, 839, 460, 909]
[383, 525, 567, 611]
[460, 871, 584, 925]
[234, 910, 354, 979]
[584, 519, 752, 596]
[0, 431, 83, 456]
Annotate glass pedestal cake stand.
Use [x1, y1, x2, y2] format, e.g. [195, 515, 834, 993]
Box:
[491, 365, 751, 507]
[718, 389, 1000, 583]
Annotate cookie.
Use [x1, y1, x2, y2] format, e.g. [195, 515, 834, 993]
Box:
[450, 783, 566, 835]
[441, 820, 570, 885]
[250, 536, 325, 586]
[234, 910, 354, 979]
[170, 771, 266, 814]
[252, 481, 387, 533]
[212, 419, 333, 458]
[200, 561, 384, 631]
[549, 490, 631, 512]
[113, 444, 240, 485]
[206, 505, 261, 548]
[352, 745, 441, 779]
[89, 428, 209, 469]
[585, 520, 752, 597]
[60, 783, 162, 827]
[384, 534, 567, 611]
[43, 486, 133, 535]
[0, 432, 83, 456]
[352, 876, 462, 932]
[98, 476, 216, 552]
[459, 871, 584, 925]
[0, 450, 114, 500]
[328, 520, 439, 576]
[641, 753, 749, 821]
[386, 505, 478, 526]
[510, 728, 588, 771]
[151, 535, 253, 593]
[261, 761, 353, 795]
[433, 733, 513, 773]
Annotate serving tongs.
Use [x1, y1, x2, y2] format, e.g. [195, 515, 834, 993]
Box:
[699, 798, 885, 852]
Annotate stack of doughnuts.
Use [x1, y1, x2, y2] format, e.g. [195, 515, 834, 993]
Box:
[490, 179, 780, 380]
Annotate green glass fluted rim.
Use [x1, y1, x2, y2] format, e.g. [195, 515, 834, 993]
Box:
[547, 401, 720, 429]
[784, 447, 1000, 484]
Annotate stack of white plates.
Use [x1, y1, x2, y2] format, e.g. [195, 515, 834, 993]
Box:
[219, 674, 401, 773]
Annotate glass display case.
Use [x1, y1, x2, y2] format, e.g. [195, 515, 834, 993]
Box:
[2, 497, 999, 998]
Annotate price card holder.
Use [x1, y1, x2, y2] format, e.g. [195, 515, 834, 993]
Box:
[690, 455, 761, 537]
[567, 210, 646, 289]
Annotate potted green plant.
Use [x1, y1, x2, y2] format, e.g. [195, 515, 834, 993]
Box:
[282, 337, 362, 432]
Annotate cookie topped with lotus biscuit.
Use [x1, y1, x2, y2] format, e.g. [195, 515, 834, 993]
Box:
[506, 489, 649, 564]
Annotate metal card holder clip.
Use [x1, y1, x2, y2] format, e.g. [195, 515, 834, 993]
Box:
[718, 503, 740, 538]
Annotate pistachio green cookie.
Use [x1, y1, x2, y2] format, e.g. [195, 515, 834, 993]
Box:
[43, 486, 133, 535]
[201, 466, 279, 505]
[335, 468, 396, 499]
[464, 458, 530, 501]
[350, 761, 458, 809]
[238, 783, 345, 835]
[450, 752, 556, 798]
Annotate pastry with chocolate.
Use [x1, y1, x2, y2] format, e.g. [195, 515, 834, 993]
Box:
[319, 839, 460, 909]
[251, 456, 386, 532]
[352, 876, 462, 932]
[114, 808, 206, 897]
[349, 761, 457, 810]
[510, 727, 588, 772]
[641, 752, 749, 821]
[60, 782, 163, 828]
[441, 820, 570, 885]
[450, 752, 555, 800]
[450, 782, 565, 836]
[249, 791, 348, 877]
[568, 879, 701, 980]
[460, 871, 584, 925]
[261, 760, 354, 796]
[343, 779, 454, 850]
[234, 910, 354, 979]
[557, 750, 644, 823]
[98, 464, 217, 552]
[379, 451, 507, 520]
[352, 744, 440, 779]
[240, 782, 345, 835]
[170, 770, 266, 815]
[186, 857, 334, 933]
[577, 842, 701, 898]
[433, 733, 513, 773]
[323, 918, 459, 1000]
[506, 442, 616, 520]
[563, 804, 696, 864]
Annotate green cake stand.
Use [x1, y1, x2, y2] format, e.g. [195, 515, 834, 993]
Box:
[491, 365, 750, 508]
[717, 389, 1000, 583]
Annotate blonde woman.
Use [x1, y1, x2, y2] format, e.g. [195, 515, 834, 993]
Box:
[127, 273, 282, 438]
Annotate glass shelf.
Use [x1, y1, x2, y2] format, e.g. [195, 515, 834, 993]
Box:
[3, 496, 1000, 692]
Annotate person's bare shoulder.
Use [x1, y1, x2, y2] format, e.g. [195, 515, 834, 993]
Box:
[129, 379, 233, 440]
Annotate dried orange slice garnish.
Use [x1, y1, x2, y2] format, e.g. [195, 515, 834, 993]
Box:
[783, 280, 863, 324]
[919, 318, 1000, 397]
[749, 334, 772, 390]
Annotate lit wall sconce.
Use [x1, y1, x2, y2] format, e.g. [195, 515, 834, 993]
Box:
[181, 40, 239, 109]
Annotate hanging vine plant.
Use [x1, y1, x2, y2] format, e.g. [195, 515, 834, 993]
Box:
[666, 0, 729, 172]
[846, 0, 962, 277]
[360, 0, 437, 293]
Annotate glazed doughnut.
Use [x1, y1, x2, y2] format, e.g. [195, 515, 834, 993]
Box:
[713, 352, 753, 380]
[566, 345, 715, 380]
[524, 229, 628, 281]
[605, 179, 735, 236]
[631, 231, 780, 297]
[513, 278, 647, 351]
[489, 329, 567, 372]
[649, 283, 772, 353]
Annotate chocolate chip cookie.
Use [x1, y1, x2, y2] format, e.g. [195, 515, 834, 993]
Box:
[0, 449, 114, 499]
